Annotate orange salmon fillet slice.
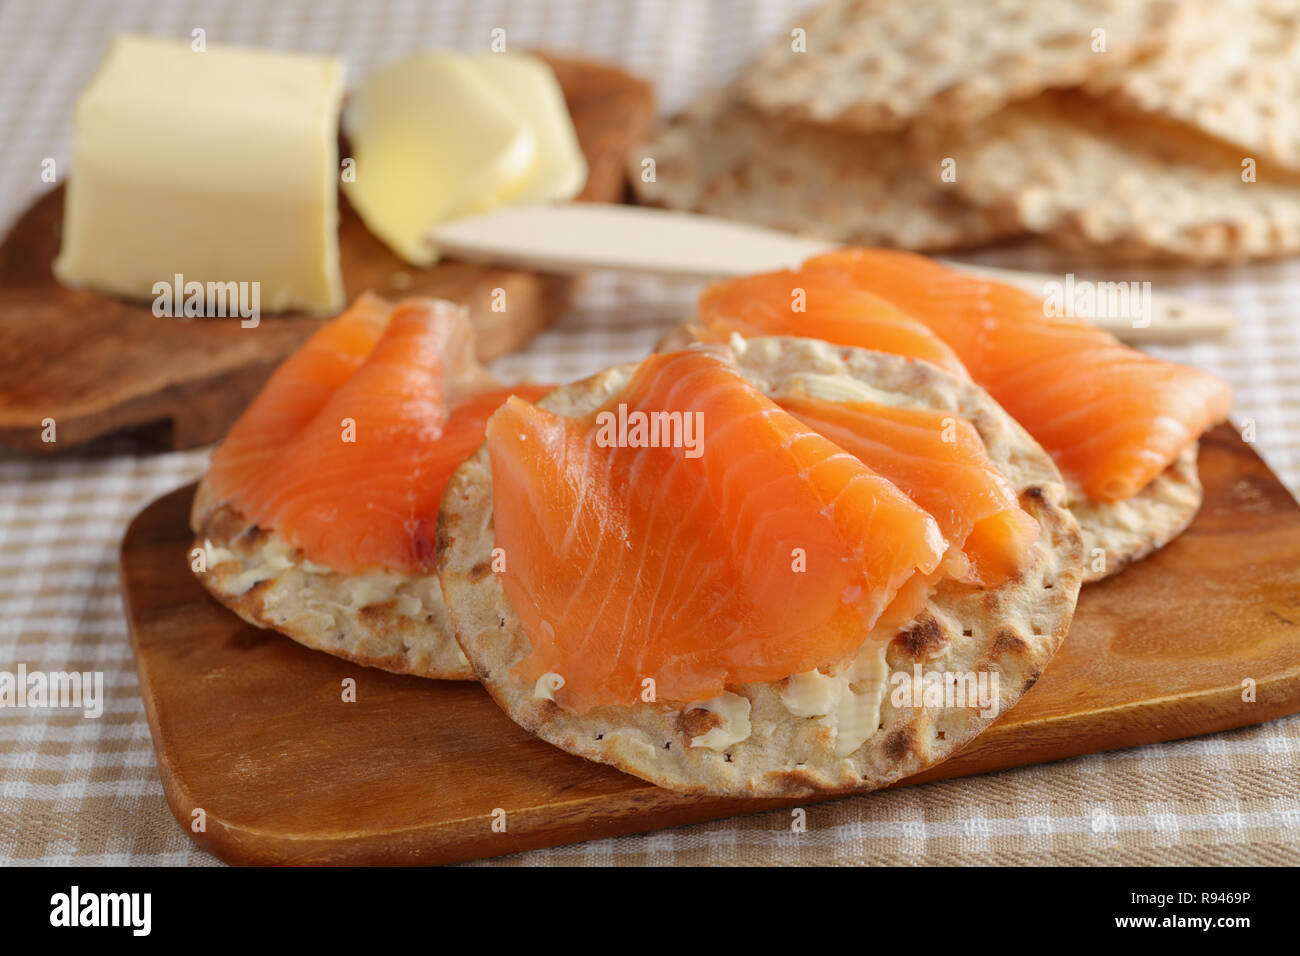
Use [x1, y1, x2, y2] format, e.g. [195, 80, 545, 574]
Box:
[777, 393, 1039, 587]
[486, 347, 947, 713]
[697, 269, 969, 378]
[801, 249, 1233, 502]
[204, 295, 548, 574]
[202, 292, 392, 516]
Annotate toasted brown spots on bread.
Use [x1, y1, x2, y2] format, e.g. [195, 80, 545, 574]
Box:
[433, 514, 454, 566]
[993, 628, 1030, 657]
[884, 725, 916, 763]
[244, 577, 274, 601]
[893, 614, 946, 660]
[769, 765, 835, 796]
[356, 602, 391, 624]
[677, 705, 725, 740]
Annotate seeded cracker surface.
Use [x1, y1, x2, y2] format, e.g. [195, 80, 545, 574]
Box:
[440, 338, 1084, 796]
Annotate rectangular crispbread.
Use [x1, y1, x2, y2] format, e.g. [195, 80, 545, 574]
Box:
[1088, 0, 1300, 172]
[631, 92, 1017, 252]
[737, 0, 1187, 133]
[915, 91, 1300, 263]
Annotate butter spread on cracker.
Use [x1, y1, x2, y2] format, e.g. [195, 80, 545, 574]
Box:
[686, 692, 752, 750]
[779, 669, 838, 717]
[533, 673, 566, 701]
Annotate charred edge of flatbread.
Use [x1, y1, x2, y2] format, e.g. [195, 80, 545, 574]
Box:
[438, 337, 1084, 797]
[191, 501, 473, 680]
[1074, 443, 1202, 583]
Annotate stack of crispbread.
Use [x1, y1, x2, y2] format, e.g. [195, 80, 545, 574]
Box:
[632, 0, 1300, 264]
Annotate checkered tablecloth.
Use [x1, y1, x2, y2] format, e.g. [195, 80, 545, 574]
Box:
[2, 0, 1298, 867]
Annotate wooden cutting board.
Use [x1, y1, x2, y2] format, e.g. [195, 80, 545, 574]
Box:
[0, 55, 654, 454]
[119, 423, 1300, 865]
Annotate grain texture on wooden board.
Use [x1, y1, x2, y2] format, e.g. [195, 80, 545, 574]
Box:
[631, 93, 1016, 252]
[1089, 0, 1300, 172]
[736, 0, 1187, 133]
[920, 91, 1300, 264]
[120, 423, 1300, 865]
[440, 338, 1083, 798]
[0, 55, 654, 454]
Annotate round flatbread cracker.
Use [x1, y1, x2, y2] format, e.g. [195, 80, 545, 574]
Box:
[192, 503, 472, 680]
[439, 337, 1083, 797]
[1074, 443, 1202, 583]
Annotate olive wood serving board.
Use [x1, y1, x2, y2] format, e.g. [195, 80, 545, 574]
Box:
[118, 424, 1300, 865]
[0, 55, 654, 453]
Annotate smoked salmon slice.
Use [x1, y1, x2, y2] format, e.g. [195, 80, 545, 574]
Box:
[776, 393, 1039, 587]
[485, 348, 948, 713]
[202, 295, 548, 574]
[199, 292, 391, 522]
[798, 249, 1233, 502]
[696, 269, 968, 378]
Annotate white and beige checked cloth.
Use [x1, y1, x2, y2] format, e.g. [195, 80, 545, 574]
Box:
[2, 0, 1298, 866]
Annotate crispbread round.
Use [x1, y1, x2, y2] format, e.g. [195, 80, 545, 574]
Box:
[630, 92, 1015, 253]
[1074, 443, 1202, 583]
[192, 503, 472, 680]
[439, 337, 1083, 797]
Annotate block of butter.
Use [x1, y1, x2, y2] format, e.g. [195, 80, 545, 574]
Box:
[343, 52, 587, 267]
[53, 35, 345, 315]
[460, 54, 588, 207]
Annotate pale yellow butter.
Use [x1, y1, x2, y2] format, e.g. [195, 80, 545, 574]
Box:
[53, 35, 345, 314]
[343, 52, 586, 266]
[342, 53, 533, 265]
[779, 668, 838, 717]
[533, 672, 566, 701]
[779, 643, 892, 757]
[686, 692, 752, 750]
[463, 54, 588, 206]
